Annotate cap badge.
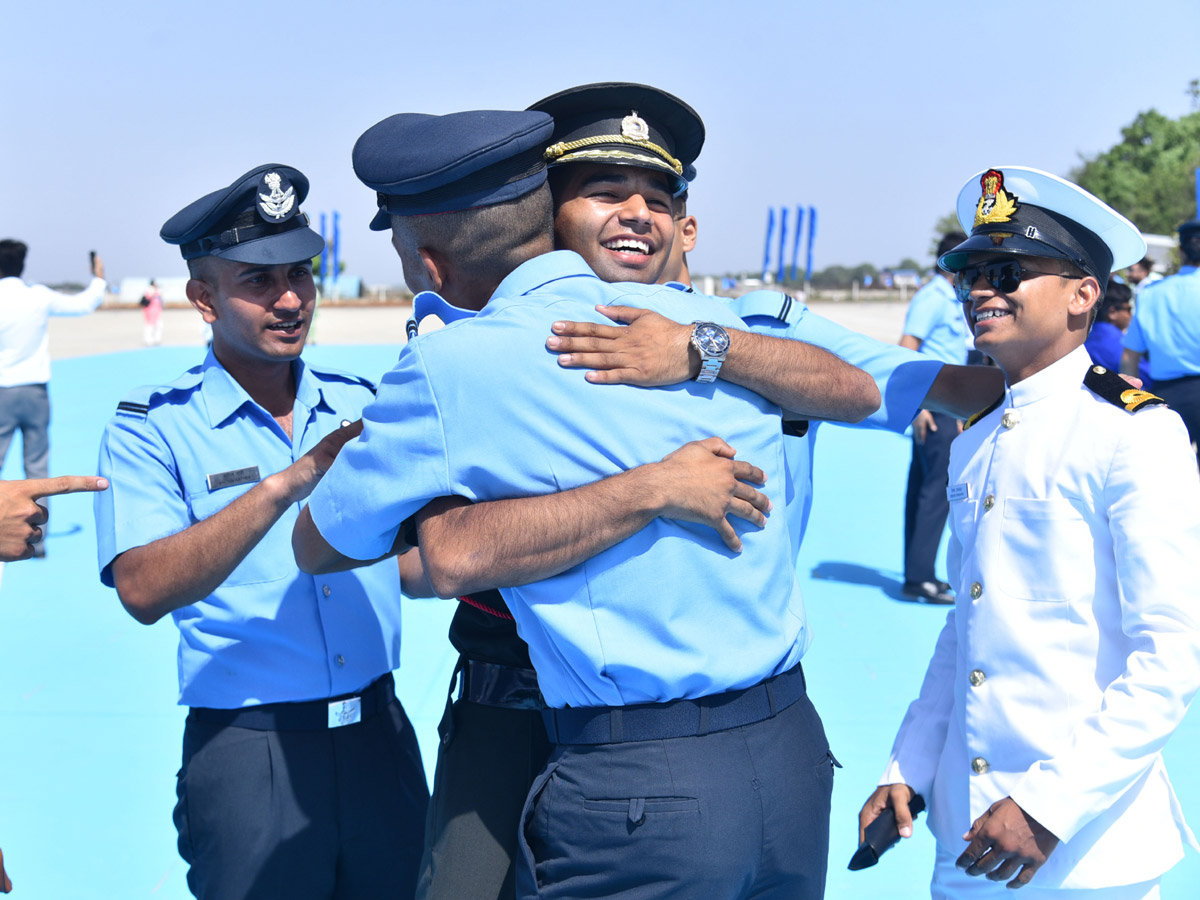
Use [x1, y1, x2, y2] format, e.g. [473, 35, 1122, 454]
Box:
[974, 169, 1018, 228]
[621, 111, 650, 141]
[258, 171, 297, 222]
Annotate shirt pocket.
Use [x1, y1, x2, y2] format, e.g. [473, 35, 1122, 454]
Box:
[997, 498, 1091, 602]
[188, 482, 295, 587]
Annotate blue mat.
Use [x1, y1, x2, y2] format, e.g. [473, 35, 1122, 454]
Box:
[0, 346, 1196, 898]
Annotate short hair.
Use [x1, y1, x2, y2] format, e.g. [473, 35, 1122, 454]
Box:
[672, 190, 689, 219]
[1134, 256, 1153, 271]
[0, 239, 28, 278]
[1099, 280, 1132, 323]
[390, 183, 553, 287]
[936, 232, 968, 259]
[1182, 232, 1200, 265]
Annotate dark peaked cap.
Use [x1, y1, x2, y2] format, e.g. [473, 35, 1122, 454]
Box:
[355, 110, 554, 230]
[160, 164, 324, 264]
[528, 82, 704, 196]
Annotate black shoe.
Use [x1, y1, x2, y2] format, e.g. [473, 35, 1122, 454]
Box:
[935, 580, 952, 594]
[901, 580, 954, 605]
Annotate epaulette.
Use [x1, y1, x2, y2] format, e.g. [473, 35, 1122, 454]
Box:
[1084, 364, 1166, 413]
[724, 290, 804, 326]
[964, 394, 1003, 431]
[114, 381, 183, 421]
[313, 367, 378, 395]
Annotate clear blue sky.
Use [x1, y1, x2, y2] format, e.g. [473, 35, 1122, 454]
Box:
[4, 0, 1198, 285]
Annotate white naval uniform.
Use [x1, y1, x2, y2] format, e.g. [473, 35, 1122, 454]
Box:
[882, 344, 1200, 893]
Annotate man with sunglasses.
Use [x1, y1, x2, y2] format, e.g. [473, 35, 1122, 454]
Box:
[859, 167, 1200, 898]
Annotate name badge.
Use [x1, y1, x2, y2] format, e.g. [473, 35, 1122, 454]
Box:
[947, 482, 970, 502]
[328, 697, 362, 728]
[206, 466, 261, 492]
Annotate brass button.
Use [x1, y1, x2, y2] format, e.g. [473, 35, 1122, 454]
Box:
[969, 669, 987, 687]
[1092, 365, 1106, 375]
[971, 757, 990, 774]
[1001, 410, 1020, 429]
[983, 494, 995, 512]
[335, 654, 345, 667]
[969, 582, 982, 600]
[322, 584, 332, 598]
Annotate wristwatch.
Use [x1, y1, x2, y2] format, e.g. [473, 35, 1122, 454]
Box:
[690, 322, 730, 383]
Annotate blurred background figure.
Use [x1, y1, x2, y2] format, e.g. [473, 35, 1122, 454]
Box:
[1086, 280, 1134, 375]
[140, 279, 163, 346]
[1126, 256, 1162, 298]
[896, 231, 968, 605]
[0, 240, 106, 557]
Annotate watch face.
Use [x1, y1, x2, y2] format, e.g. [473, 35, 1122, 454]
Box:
[695, 323, 730, 354]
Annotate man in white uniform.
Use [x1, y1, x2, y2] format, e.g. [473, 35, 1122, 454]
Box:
[859, 166, 1200, 899]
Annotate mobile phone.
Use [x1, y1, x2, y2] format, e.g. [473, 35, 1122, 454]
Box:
[89, 250, 96, 271]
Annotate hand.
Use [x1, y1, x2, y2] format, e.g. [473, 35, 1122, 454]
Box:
[859, 783, 917, 845]
[276, 420, 363, 504]
[1, 842, 11, 892]
[956, 797, 1059, 889]
[912, 410, 936, 444]
[652, 437, 770, 552]
[1118, 372, 1144, 390]
[548, 306, 695, 386]
[91, 253, 105, 280]
[0, 476, 109, 561]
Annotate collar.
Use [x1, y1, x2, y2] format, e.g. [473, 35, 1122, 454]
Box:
[200, 351, 317, 428]
[490, 250, 598, 303]
[412, 290, 478, 326]
[1006, 344, 1091, 408]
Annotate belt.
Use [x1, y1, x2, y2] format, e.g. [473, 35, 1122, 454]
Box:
[188, 672, 395, 731]
[542, 663, 806, 745]
[459, 659, 545, 710]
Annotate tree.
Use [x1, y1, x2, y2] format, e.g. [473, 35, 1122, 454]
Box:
[929, 211, 963, 257]
[1070, 107, 1200, 235]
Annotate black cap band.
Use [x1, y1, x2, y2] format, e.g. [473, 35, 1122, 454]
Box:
[181, 213, 313, 261]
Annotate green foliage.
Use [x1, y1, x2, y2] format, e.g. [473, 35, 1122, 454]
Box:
[1070, 108, 1200, 234]
[929, 210, 963, 257]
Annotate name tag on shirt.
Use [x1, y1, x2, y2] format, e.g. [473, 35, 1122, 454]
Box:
[206, 466, 261, 492]
[947, 482, 970, 502]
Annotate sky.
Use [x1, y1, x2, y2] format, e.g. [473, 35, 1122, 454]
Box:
[3, 0, 1199, 286]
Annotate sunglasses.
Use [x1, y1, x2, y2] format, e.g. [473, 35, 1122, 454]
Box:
[953, 260, 1080, 303]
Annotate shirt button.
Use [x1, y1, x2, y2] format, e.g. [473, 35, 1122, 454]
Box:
[969, 582, 982, 600]
[983, 494, 995, 512]
[322, 584, 332, 597]
[969, 669, 987, 687]
[1001, 410, 1020, 429]
[335, 654, 345, 667]
[971, 757, 990, 775]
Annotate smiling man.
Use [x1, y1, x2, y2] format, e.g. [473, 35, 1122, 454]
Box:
[93, 166, 428, 900]
[859, 167, 1200, 898]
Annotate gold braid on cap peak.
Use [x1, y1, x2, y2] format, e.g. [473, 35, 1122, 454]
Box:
[543, 135, 684, 176]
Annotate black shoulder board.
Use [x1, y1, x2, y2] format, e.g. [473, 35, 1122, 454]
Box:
[964, 394, 1003, 431]
[1084, 365, 1167, 413]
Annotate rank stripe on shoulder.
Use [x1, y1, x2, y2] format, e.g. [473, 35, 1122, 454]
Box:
[1084, 365, 1167, 413]
[778, 293, 793, 322]
[116, 401, 149, 415]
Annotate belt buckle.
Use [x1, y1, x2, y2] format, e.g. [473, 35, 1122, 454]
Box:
[327, 696, 362, 728]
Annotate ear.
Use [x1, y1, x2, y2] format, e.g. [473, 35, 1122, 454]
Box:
[418, 246, 446, 293]
[679, 215, 698, 253]
[1069, 275, 1101, 318]
[186, 277, 218, 324]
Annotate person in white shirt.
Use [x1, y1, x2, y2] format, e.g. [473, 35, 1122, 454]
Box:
[0, 239, 106, 555]
[859, 167, 1200, 899]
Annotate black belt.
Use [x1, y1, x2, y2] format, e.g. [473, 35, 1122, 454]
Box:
[189, 673, 395, 731]
[542, 663, 806, 745]
[459, 659, 545, 711]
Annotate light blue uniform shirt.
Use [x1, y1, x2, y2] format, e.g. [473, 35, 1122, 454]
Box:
[902, 275, 969, 366]
[1123, 270, 1200, 380]
[95, 353, 403, 709]
[307, 251, 807, 710]
[727, 290, 942, 556]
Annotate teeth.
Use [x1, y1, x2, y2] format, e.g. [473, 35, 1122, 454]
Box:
[605, 239, 650, 254]
[975, 309, 1010, 322]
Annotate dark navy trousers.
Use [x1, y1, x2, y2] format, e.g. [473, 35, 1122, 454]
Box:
[904, 411, 957, 583]
[517, 691, 836, 900]
[174, 696, 429, 900]
[1154, 376, 1200, 468]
